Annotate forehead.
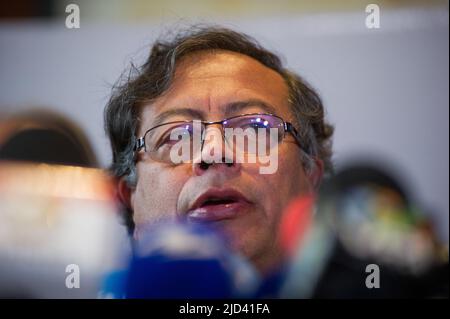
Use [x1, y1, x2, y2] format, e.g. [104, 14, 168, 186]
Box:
[174, 50, 286, 89]
[139, 50, 292, 133]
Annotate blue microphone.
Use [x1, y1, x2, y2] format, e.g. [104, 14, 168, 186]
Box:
[120, 221, 259, 299]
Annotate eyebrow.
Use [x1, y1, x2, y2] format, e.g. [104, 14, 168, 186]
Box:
[151, 108, 205, 127]
[223, 99, 278, 116]
[149, 99, 278, 128]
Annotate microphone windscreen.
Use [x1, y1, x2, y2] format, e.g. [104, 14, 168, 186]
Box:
[124, 221, 259, 299]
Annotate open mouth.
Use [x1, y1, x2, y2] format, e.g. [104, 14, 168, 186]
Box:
[200, 198, 237, 207]
[186, 189, 251, 222]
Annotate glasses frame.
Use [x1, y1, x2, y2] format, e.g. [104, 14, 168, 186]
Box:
[134, 113, 304, 155]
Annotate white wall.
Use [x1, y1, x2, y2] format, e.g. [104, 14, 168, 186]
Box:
[0, 8, 448, 241]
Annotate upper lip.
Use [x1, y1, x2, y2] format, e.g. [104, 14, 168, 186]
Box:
[187, 188, 251, 212]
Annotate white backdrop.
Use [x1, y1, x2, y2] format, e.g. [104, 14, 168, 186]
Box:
[0, 8, 448, 241]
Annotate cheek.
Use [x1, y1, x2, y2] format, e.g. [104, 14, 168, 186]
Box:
[250, 146, 310, 221]
[131, 164, 188, 226]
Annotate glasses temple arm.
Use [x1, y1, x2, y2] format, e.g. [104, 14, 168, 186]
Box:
[284, 122, 303, 145]
[134, 137, 145, 152]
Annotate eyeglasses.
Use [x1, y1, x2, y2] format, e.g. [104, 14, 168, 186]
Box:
[134, 113, 303, 164]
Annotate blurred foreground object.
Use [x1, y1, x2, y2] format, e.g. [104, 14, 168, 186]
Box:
[0, 162, 126, 298]
[0, 109, 98, 167]
[0, 109, 127, 298]
[280, 162, 448, 298]
[100, 221, 260, 299]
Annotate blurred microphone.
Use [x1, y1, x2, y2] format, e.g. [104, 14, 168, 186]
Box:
[251, 195, 315, 299]
[279, 162, 448, 298]
[105, 221, 260, 299]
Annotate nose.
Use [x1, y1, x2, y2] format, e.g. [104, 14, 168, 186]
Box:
[193, 125, 241, 176]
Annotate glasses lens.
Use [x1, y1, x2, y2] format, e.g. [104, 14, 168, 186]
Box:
[145, 122, 194, 162]
[142, 114, 287, 164]
[224, 114, 284, 154]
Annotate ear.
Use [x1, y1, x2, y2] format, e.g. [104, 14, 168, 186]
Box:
[308, 157, 324, 191]
[117, 177, 133, 210]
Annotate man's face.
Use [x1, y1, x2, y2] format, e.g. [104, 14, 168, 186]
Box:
[130, 51, 315, 273]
